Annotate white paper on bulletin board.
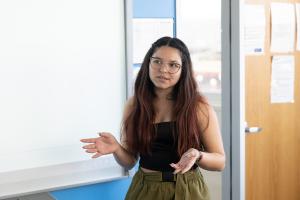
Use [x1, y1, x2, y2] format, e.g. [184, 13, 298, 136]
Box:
[270, 56, 295, 103]
[133, 18, 174, 63]
[295, 4, 300, 51]
[244, 4, 266, 55]
[270, 3, 295, 53]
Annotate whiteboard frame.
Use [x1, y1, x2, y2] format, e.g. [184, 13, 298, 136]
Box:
[0, 0, 132, 199]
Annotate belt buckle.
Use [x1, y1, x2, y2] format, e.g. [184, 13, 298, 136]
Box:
[162, 171, 176, 182]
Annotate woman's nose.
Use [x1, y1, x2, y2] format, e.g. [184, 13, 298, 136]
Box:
[159, 63, 169, 73]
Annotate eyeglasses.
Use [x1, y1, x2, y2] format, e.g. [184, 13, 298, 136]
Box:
[150, 57, 181, 74]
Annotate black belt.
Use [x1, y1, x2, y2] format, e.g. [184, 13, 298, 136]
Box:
[162, 171, 177, 182]
[140, 170, 177, 182]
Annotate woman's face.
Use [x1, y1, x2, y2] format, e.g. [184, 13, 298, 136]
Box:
[149, 46, 182, 91]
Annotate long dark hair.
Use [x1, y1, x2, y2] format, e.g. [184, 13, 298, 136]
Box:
[123, 36, 209, 156]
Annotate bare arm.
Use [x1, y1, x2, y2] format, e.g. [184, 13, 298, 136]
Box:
[170, 103, 225, 173]
[197, 104, 225, 171]
[115, 97, 138, 169]
[113, 142, 138, 170]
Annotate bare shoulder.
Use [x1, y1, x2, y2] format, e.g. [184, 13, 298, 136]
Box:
[197, 98, 220, 136]
[126, 96, 135, 106]
[124, 96, 135, 110]
[122, 96, 135, 120]
[197, 98, 215, 122]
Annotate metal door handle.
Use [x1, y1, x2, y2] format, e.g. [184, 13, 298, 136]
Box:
[244, 122, 262, 133]
[245, 126, 262, 133]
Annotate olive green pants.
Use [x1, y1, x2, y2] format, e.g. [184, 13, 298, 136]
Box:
[125, 168, 210, 200]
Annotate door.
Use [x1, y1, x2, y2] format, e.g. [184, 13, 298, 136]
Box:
[245, 1, 300, 200]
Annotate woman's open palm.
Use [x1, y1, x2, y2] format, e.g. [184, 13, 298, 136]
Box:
[170, 148, 200, 174]
[80, 132, 119, 158]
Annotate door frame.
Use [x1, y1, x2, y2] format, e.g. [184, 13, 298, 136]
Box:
[221, 0, 245, 200]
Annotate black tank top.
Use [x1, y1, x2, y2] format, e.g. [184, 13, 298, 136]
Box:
[139, 121, 180, 171]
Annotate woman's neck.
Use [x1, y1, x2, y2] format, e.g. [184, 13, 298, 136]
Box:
[153, 88, 174, 123]
[154, 87, 173, 100]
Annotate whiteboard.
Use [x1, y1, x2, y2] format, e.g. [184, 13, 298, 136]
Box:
[0, 0, 130, 198]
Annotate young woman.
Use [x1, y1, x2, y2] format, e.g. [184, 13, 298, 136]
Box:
[81, 37, 225, 200]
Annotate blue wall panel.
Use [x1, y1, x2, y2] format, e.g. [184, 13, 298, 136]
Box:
[133, 0, 175, 18]
[50, 179, 131, 200]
